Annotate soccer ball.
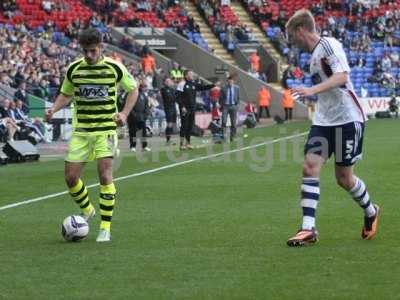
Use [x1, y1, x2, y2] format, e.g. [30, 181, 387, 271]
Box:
[61, 215, 89, 242]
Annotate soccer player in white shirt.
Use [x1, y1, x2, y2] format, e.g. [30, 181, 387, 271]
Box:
[285, 9, 380, 246]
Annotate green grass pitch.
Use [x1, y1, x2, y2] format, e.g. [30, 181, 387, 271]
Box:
[0, 120, 399, 299]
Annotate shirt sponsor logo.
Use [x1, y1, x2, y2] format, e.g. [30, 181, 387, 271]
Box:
[78, 85, 109, 98]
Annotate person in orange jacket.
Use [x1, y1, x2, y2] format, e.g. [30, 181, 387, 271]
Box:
[141, 49, 156, 75]
[249, 51, 261, 73]
[282, 88, 295, 120]
[258, 86, 271, 119]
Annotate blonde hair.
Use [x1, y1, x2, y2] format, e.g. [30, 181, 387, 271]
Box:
[285, 9, 316, 35]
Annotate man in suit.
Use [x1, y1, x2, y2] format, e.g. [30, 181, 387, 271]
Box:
[220, 75, 240, 141]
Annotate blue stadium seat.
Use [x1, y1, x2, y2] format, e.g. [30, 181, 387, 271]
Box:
[227, 42, 235, 51]
[266, 29, 274, 38]
[383, 89, 391, 97]
[371, 83, 379, 89]
[370, 89, 379, 97]
[301, 53, 311, 60]
[374, 48, 384, 56]
[354, 78, 363, 85]
[366, 61, 374, 67]
[219, 32, 226, 42]
[366, 53, 374, 59]
[304, 79, 312, 85]
[365, 67, 374, 73]
[191, 33, 199, 41]
[294, 79, 303, 84]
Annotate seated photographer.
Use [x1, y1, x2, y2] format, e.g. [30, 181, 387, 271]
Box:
[0, 99, 18, 141]
[244, 101, 258, 123]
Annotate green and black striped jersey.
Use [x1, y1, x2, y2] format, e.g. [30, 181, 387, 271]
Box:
[60, 56, 137, 136]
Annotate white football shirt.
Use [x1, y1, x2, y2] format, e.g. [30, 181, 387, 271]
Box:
[309, 37, 366, 126]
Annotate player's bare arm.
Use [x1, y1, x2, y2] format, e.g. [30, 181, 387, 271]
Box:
[45, 93, 72, 122]
[292, 72, 348, 97]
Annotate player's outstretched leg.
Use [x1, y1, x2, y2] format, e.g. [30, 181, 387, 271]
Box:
[68, 178, 95, 222]
[287, 177, 320, 247]
[335, 164, 380, 240]
[287, 153, 324, 247]
[96, 183, 116, 242]
[348, 176, 379, 240]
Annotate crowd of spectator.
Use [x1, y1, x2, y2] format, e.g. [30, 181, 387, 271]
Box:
[196, 0, 256, 51]
[0, 23, 79, 105]
[240, 0, 400, 97]
[84, 0, 210, 50]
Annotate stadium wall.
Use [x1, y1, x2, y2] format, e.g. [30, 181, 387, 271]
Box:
[111, 28, 176, 81]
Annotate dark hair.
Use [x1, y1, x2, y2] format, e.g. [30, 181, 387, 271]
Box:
[183, 69, 191, 77]
[79, 28, 102, 47]
[228, 74, 236, 81]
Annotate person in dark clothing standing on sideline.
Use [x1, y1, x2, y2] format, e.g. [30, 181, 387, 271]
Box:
[127, 82, 150, 152]
[176, 70, 214, 150]
[160, 77, 177, 144]
[220, 75, 240, 141]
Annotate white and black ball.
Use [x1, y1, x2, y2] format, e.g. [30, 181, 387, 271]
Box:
[61, 215, 89, 242]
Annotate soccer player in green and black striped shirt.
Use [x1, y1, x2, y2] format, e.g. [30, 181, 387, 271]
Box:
[46, 28, 138, 242]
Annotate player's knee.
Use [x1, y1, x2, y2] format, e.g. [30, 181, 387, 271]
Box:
[302, 161, 318, 177]
[97, 163, 113, 184]
[336, 174, 352, 190]
[99, 173, 113, 185]
[65, 174, 80, 188]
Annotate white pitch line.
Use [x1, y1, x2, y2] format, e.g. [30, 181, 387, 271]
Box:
[0, 131, 308, 212]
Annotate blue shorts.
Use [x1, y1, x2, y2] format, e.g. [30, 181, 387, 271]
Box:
[304, 122, 364, 166]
